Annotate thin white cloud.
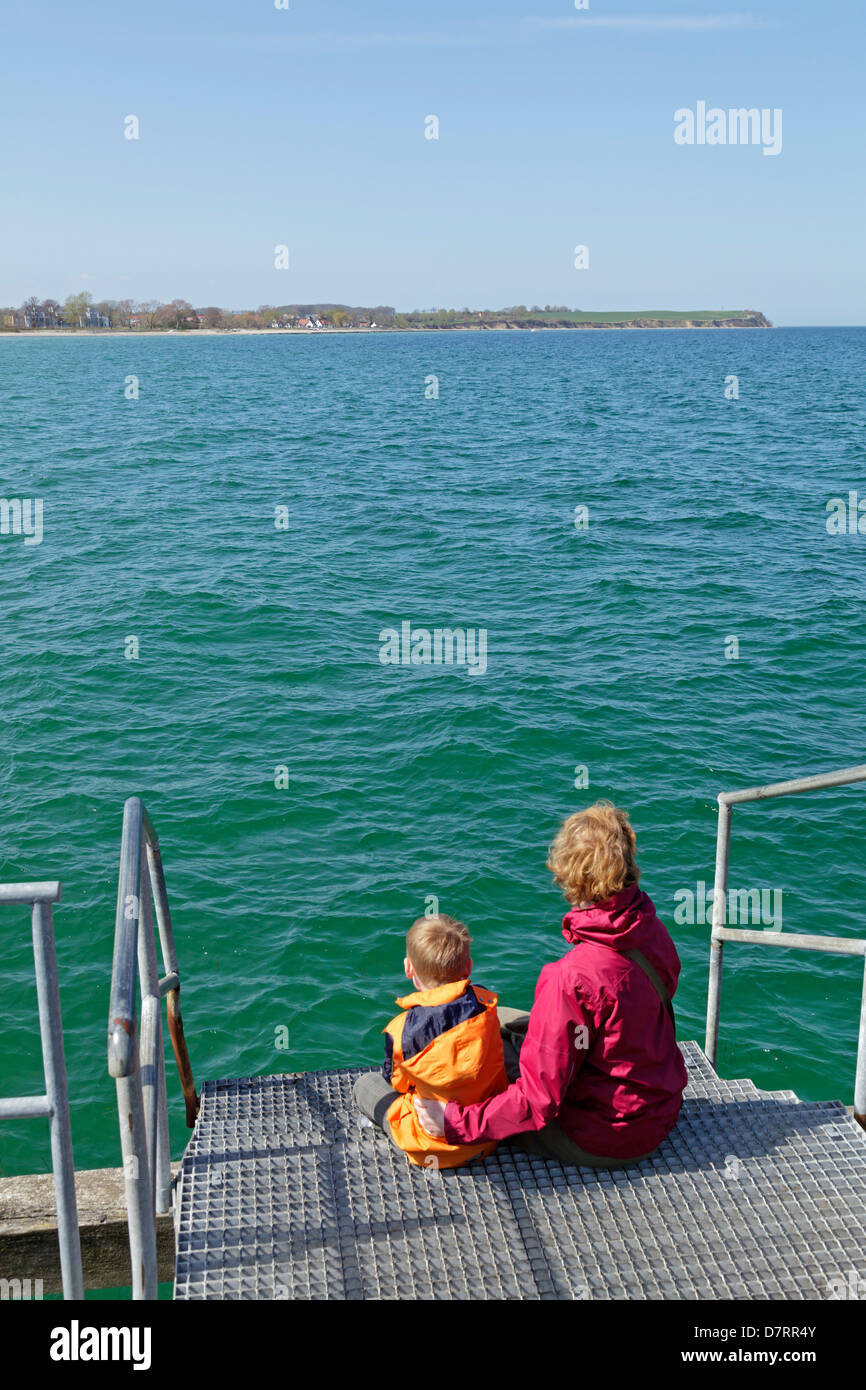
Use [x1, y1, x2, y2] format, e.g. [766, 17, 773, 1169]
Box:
[213, 14, 772, 55]
[529, 13, 771, 31]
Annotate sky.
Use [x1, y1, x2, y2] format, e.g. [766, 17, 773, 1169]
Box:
[1, 0, 864, 324]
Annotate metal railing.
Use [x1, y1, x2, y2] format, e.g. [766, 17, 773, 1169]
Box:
[0, 881, 84, 1299]
[705, 763, 866, 1128]
[107, 798, 198, 1300]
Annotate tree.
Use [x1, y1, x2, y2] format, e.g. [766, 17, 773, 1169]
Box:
[171, 299, 196, 328]
[62, 291, 93, 328]
[134, 300, 161, 330]
[151, 298, 196, 329]
[112, 299, 135, 328]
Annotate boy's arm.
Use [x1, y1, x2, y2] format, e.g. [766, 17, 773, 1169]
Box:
[443, 964, 595, 1145]
[382, 1025, 410, 1093]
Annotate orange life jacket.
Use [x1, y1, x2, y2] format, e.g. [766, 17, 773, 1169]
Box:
[382, 978, 509, 1168]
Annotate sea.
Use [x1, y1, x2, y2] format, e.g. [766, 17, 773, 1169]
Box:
[2, 325, 866, 1182]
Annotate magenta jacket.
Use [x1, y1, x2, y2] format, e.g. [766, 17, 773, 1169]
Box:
[443, 885, 688, 1159]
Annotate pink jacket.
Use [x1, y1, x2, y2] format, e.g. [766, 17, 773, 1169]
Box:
[443, 885, 688, 1159]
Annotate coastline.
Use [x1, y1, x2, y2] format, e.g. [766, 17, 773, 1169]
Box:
[0, 322, 772, 339]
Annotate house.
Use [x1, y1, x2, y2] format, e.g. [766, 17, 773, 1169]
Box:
[24, 305, 63, 328]
[8, 307, 59, 329]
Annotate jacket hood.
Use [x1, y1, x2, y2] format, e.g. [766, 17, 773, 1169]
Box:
[394, 977, 471, 1011]
[562, 883, 659, 952]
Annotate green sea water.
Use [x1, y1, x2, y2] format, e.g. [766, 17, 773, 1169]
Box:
[2, 327, 866, 1181]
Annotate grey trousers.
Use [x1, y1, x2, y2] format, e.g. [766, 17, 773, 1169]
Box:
[353, 1069, 402, 1131]
[352, 1007, 656, 1170]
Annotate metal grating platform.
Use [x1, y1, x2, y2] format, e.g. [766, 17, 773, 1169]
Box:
[173, 1042, 866, 1300]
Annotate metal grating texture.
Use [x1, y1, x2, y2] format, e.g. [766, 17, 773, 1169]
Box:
[173, 1042, 866, 1300]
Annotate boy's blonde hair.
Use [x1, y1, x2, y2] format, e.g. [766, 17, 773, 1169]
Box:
[547, 801, 640, 906]
[406, 914, 471, 985]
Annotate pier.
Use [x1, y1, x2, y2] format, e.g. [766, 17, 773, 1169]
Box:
[4, 767, 866, 1300]
[171, 1043, 865, 1300]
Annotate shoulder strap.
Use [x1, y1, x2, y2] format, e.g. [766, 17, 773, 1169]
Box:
[623, 948, 675, 1026]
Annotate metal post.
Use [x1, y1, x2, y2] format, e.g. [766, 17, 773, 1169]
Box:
[139, 835, 171, 1215]
[137, 836, 162, 1215]
[705, 799, 731, 1069]
[109, 798, 143, 1080]
[31, 900, 84, 1300]
[116, 1062, 158, 1300]
[146, 834, 176, 977]
[855, 954, 866, 1129]
[154, 1023, 172, 1216]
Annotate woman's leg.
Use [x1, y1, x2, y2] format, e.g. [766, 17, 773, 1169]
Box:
[497, 1007, 530, 1083]
[352, 1071, 400, 1132]
[507, 1122, 655, 1168]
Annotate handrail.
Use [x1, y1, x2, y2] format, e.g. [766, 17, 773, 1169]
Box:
[107, 797, 198, 1300]
[0, 882, 84, 1299]
[705, 763, 866, 1129]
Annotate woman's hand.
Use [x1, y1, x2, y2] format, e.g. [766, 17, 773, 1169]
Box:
[414, 1095, 447, 1137]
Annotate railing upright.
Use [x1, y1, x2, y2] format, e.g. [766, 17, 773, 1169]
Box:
[0, 882, 84, 1299]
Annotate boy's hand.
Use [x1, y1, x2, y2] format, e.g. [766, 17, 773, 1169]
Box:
[414, 1095, 447, 1137]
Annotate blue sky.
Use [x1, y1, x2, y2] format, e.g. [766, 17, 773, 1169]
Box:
[2, 0, 864, 323]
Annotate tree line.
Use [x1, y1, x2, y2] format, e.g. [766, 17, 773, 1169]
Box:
[2, 294, 594, 332]
[2, 294, 404, 330]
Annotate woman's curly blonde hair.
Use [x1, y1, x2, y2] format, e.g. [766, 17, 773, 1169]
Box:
[547, 801, 640, 906]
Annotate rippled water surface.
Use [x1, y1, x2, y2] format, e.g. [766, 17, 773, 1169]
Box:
[2, 327, 865, 1175]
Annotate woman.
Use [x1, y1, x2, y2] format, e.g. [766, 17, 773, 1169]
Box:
[415, 802, 688, 1166]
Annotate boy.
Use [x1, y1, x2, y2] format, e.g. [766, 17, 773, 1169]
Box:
[352, 914, 508, 1168]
